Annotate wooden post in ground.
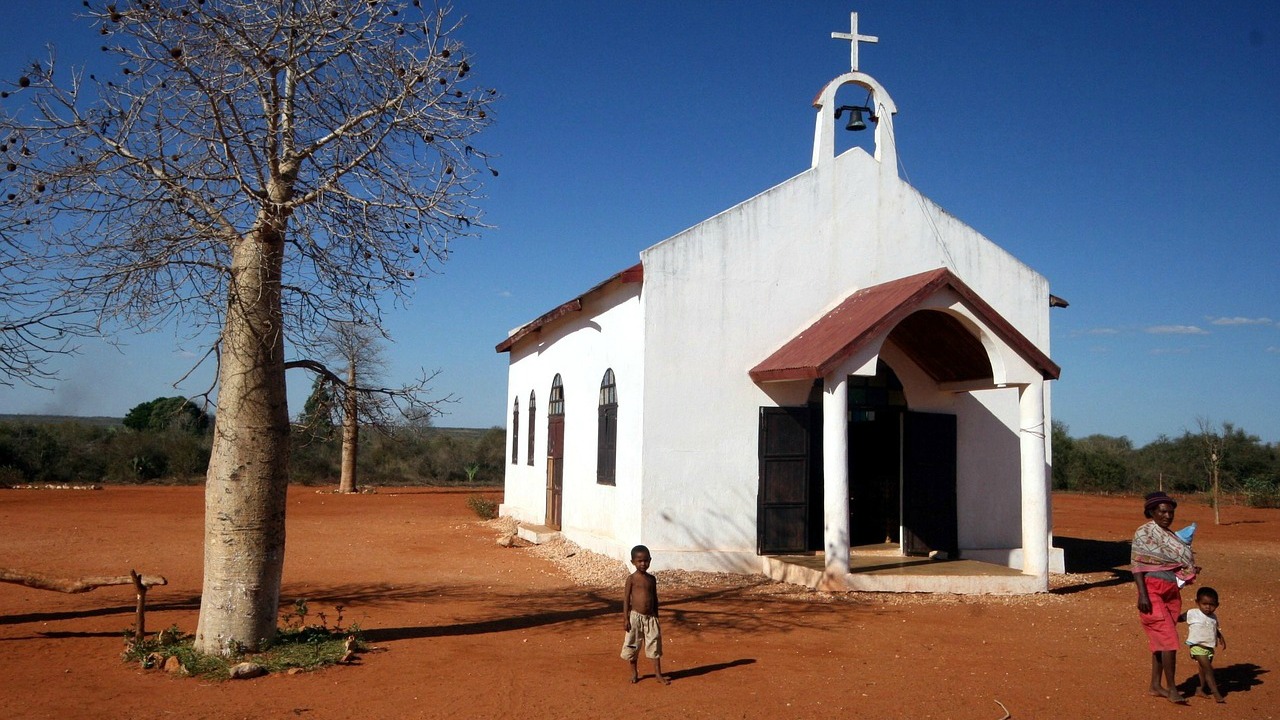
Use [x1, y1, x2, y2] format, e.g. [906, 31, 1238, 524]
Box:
[130, 569, 148, 644]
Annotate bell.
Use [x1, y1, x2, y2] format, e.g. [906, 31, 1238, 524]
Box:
[845, 107, 867, 132]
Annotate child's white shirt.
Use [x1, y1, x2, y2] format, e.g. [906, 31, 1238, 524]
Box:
[1185, 608, 1219, 648]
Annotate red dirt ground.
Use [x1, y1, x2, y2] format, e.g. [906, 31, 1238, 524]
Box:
[1, 487, 1276, 720]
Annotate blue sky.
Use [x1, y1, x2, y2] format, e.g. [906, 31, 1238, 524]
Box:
[2, 1, 1278, 445]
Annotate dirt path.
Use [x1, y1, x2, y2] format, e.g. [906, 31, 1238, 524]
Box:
[0, 488, 1275, 719]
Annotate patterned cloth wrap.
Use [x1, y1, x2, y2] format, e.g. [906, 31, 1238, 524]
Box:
[1132, 519, 1197, 652]
[1131, 520, 1195, 582]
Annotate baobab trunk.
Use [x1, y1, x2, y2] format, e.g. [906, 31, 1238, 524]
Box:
[338, 362, 359, 494]
[194, 222, 291, 656]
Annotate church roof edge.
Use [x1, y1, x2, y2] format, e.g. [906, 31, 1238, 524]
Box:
[495, 263, 643, 353]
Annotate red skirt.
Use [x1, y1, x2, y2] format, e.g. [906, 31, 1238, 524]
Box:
[1138, 576, 1182, 652]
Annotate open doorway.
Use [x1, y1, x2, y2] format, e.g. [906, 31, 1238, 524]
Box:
[847, 362, 906, 547]
[847, 361, 958, 557]
[757, 361, 958, 558]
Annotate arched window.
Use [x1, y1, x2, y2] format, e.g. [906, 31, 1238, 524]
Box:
[527, 391, 536, 466]
[511, 397, 520, 464]
[546, 376, 565, 469]
[597, 369, 617, 486]
[548, 375, 564, 416]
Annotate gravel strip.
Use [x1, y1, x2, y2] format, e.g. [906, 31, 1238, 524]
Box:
[482, 518, 1087, 605]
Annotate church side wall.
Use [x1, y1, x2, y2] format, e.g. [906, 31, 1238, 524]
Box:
[637, 147, 1051, 567]
[500, 284, 644, 560]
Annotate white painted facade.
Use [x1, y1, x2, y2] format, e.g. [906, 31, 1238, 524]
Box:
[500, 278, 645, 562]
[498, 26, 1062, 591]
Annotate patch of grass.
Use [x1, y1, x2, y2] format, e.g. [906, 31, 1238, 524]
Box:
[122, 625, 232, 678]
[466, 494, 498, 520]
[122, 601, 364, 680]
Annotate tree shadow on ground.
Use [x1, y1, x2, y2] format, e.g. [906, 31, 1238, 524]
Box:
[362, 582, 875, 644]
[36, 630, 124, 639]
[0, 595, 202, 626]
[363, 591, 618, 642]
[278, 582, 449, 609]
[666, 658, 756, 680]
[1051, 536, 1132, 595]
[0, 582, 452, 627]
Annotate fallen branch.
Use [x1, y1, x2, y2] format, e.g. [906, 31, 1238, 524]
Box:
[0, 568, 167, 594]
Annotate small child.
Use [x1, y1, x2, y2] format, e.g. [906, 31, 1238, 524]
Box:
[1180, 586, 1227, 702]
[621, 544, 669, 685]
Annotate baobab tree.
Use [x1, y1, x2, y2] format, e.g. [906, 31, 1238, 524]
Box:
[0, 0, 494, 654]
[297, 321, 448, 494]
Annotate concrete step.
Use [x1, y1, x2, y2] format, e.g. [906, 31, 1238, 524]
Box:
[517, 523, 561, 545]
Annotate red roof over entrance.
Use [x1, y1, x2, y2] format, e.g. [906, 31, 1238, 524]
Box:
[749, 268, 1061, 383]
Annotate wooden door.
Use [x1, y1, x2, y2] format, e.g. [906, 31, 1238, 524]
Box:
[902, 411, 958, 556]
[757, 407, 812, 554]
[848, 409, 903, 546]
[545, 414, 565, 530]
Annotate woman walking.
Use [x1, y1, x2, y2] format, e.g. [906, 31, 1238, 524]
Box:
[1131, 491, 1198, 704]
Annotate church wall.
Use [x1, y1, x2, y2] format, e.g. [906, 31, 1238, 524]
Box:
[499, 282, 644, 558]
[636, 146, 1053, 567]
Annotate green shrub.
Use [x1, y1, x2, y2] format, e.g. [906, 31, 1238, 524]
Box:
[1242, 476, 1280, 508]
[466, 494, 498, 520]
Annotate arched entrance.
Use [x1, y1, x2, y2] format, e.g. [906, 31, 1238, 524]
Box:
[751, 268, 1060, 581]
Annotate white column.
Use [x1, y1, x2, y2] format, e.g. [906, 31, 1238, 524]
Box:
[823, 374, 850, 581]
[1018, 380, 1049, 585]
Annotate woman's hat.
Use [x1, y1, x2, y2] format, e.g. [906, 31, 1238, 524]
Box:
[1144, 491, 1177, 513]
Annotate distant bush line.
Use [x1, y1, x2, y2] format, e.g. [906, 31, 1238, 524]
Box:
[1051, 421, 1280, 508]
[1, 416, 1276, 505]
[0, 415, 505, 488]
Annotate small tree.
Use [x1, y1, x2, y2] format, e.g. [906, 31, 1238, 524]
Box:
[295, 376, 337, 443]
[123, 396, 211, 434]
[2, 0, 494, 654]
[1196, 418, 1224, 525]
[1050, 420, 1075, 490]
[298, 321, 448, 493]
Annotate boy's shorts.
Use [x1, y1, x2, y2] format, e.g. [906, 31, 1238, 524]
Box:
[1189, 644, 1215, 661]
[621, 611, 662, 660]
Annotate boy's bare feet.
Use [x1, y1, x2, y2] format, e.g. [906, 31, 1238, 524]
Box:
[656, 674, 670, 685]
[1167, 690, 1188, 704]
[1213, 694, 1226, 704]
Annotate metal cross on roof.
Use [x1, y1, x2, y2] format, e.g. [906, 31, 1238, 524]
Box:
[831, 11, 878, 72]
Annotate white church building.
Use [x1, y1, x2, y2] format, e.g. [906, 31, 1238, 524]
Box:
[497, 13, 1064, 593]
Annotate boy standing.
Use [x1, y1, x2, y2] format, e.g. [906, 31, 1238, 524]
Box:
[621, 544, 669, 684]
[1180, 586, 1227, 702]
